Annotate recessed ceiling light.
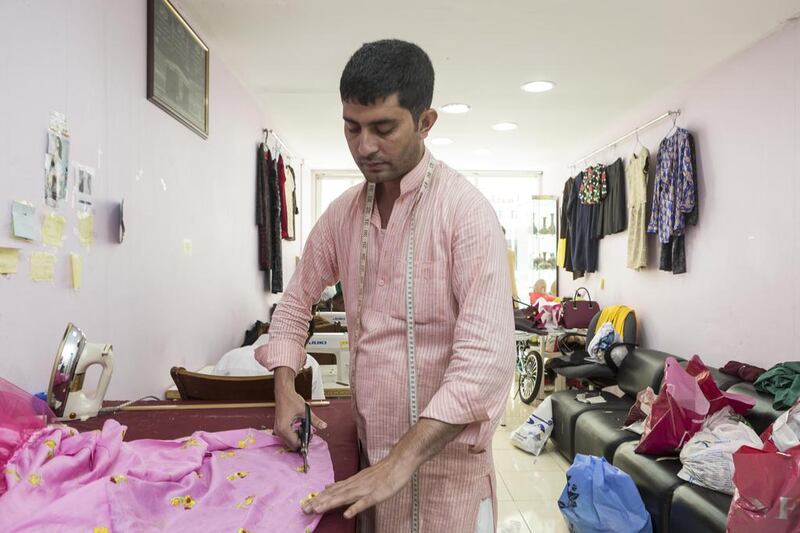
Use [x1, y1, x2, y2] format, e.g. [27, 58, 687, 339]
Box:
[521, 80, 556, 93]
[440, 103, 471, 114]
[431, 137, 454, 146]
[475, 149, 492, 156]
[492, 122, 518, 131]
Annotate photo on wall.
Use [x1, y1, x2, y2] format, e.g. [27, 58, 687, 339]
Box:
[44, 131, 70, 208]
[76, 165, 94, 210]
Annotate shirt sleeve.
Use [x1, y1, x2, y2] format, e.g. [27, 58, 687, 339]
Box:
[255, 207, 339, 374]
[419, 192, 516, 453]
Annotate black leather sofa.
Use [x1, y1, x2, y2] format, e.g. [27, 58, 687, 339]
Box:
[550, 351, 787, 533]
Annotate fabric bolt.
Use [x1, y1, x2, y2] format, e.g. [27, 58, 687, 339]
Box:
[754, 362, 800, 410]
[267, 151, 283, 293]
[626, 148, 649, 270]
[568, 171, 599, 275]
[596, 157, 627, 237]
[0, 417, 333, 532]
[285, 164, 298, 241]
[257, 150, 515, 532]
[278, 155, 290, 240]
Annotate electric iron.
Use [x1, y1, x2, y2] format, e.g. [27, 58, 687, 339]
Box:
[47, 323, 114, 420]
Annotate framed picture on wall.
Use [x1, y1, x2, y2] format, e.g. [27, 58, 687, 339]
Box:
[147, 0, 209, 138]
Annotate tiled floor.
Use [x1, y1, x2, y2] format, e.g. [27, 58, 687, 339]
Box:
[492, 393, 571, 533]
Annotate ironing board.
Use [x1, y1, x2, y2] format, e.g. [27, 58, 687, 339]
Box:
[66, 398, 358, 533]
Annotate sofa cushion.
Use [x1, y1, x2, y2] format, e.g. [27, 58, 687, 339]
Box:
[550, 390, 633, 462]
[617, 349, 677, 398]
[669, 483, 730, 533]
[727, 382, 786, 434]
[613, 441, 684, 533]
[574, 409, 639, 462]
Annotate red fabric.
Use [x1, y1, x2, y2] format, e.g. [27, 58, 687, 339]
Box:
[277, 155, 289, 239]
[67, 399, 357, 533]
[685, 355, 756, 415]
[720, 360, 767, 383]
[727, 444, 800, 531]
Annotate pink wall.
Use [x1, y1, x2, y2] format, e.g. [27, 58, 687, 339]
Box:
[545, 22, 800, 368]
[0, 1, 300, 398]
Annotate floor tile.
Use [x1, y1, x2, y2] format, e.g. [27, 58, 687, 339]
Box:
[497, 500, 532, 533]
[493, 448, 564, 474]
[502, 470, 567, 501]
[496, 473, 514, 501]
[493, 429, 514, 450]
[515, 500, 570, 533]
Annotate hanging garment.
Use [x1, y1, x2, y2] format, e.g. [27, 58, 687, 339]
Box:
[559, 177, 575, 271]
[598, 158, 627, 236]
[647, 128, 697, 273]
[570, 171, 599, 276]
[256, 144, 272, 289]
[578, 165, 607, 205]
[277, 155, 289, 240]
[595, 305, 632, 337]
[626, 148, 649, 270]
[267, 151, 283, 293]
[257, 150, 514, 532]
[285, 164, 298, 241]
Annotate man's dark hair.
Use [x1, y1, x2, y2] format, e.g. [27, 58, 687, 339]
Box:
[340, 39, 435, 122]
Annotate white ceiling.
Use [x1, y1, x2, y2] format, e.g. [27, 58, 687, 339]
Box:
[180, 0, 800, 171]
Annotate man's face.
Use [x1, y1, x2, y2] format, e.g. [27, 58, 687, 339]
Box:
[343, 93, 436, 183]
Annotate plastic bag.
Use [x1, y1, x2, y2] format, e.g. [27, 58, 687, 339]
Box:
[636, 357, 710, 455]
[762, 399, 800, 452]
[510, 396, 553, 456]
[623, 387, 657, 435]
[558, 454, 653, 533]
[677, 407, 763, 495]
[727, 444, 800, 532]
[685, 355, 756, 415]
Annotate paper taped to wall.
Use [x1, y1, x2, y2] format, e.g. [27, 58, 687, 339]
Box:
[78, 213, 94, 246]
[11, 202, 36, 241]
[30, 252, 55, 282]
[70, 254, 82, 289]
[0, 247, 20, 274]
[42, 212, 65, 246]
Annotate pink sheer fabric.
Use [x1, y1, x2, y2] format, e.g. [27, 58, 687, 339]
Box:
[0, 379, 333, 532]
[0, 378, 54, 496]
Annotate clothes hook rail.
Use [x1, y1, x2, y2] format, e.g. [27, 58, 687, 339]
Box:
[262, 128, 294, 159]
[570, 110, 680, 168]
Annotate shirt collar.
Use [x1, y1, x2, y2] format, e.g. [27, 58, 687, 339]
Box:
[399, 149, 433, 196]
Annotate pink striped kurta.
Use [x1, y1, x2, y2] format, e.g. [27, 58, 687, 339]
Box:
[257, 150, 515, 532]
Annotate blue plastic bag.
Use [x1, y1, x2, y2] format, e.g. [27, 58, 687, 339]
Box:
[558, 454, 652, 533]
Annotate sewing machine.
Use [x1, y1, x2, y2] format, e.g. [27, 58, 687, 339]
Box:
[305, 332, 350, 396]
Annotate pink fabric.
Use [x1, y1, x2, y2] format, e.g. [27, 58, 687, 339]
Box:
[0, 419, 334, 532]
[257, 150, 515, 531]
[685, 354, 756, 415]
[0, 378, 53, 496]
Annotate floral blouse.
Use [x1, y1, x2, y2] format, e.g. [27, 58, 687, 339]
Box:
[578, 164, 608, 205]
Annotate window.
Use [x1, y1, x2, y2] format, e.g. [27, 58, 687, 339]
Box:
[314, 170, 542, 297]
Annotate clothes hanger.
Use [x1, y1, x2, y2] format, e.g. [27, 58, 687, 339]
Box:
[633, 129, 644, 156]
[665, 112, 679, 138]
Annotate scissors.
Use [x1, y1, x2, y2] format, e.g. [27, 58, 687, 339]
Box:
[295, 403, 312, 473]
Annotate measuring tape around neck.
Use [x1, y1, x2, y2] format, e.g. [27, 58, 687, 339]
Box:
[354, 156, 436, 533]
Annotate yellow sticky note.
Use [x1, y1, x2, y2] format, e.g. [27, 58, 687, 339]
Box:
[70, 254, 82, 289]
[78, 214, 94, 246]
[30, 252, 55, 282]
[0, 247, 20, 274]
[42, 213, 66, 247]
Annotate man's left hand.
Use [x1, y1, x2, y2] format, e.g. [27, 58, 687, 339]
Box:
[301, 455, 413, 519]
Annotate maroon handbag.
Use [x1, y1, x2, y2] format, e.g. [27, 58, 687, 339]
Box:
[561, 287, 598, 329]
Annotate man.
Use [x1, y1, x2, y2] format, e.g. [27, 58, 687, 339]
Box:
[257, 39, 514, 532]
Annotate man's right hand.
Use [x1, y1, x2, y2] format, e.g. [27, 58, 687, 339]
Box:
[273, 366, 327, 450]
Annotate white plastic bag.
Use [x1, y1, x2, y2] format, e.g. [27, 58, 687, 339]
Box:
[511, 396, 553, 456]
[768, 400, 800, 452]
[677, 407, 763, 494]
